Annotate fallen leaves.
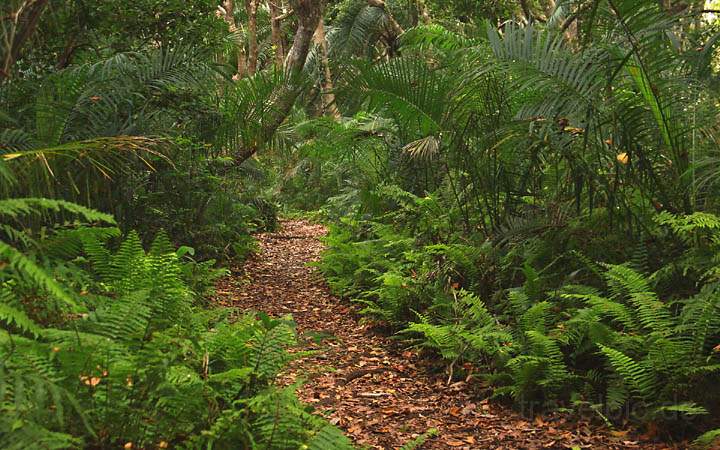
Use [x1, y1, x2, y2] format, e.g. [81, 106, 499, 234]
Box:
[214, 220, 666, 450]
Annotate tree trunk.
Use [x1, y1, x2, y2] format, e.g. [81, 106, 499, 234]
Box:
[1, 0, 49, 82]
[221, 0, 247, 78]
[269, 0, 286, 68]
[246, 0, 259, 75]
[314, 18, 340, 119]
[284, 0, 324, 74]
[367, 0, 404, 41]
[56, 35, 80, 69]
[520, 0, 533, 23]
[408, 0, 431, 26]
[234, 0, 326, 164]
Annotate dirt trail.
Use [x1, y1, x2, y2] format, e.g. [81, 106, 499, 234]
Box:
[215, 220, 667, 450]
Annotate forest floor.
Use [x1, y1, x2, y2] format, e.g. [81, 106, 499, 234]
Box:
[215, 220, 673, 450]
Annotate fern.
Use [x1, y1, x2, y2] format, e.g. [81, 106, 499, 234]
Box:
[307, 424, 355, 450]
[107, 230, 145, 285]
[679, 284, 720, 361]
[399, 428, 439, 450]
[653, 403, 708, 417]
[525, 330, 571, 387]
[0, 242, 78, 309]
[78, 228, 118, 280]
[603, 265, 673, 334]
[0, 287, 40, 337]
[249, 314, 297, 380]
[655, 211, 720, 245]
[0, 198, 115, 225]
[598, 344, 656, 400]
[86, 290, 152, 342]
[566, 293, 636, 330]
[693, 429, 720, 449]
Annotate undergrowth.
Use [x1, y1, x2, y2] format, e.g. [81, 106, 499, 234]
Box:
[318, 187, 720, 445]
[0, 196, 352, 449]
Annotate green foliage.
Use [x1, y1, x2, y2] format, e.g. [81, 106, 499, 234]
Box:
[122, 138, 275, 262]
[7, 0, 720, 444]
[320, 206, 720, 438]
[1, 206, 350, 449]
[399, 427, 439, 450]
[693, 428, 720, 449]
[403, 290, 512, 372]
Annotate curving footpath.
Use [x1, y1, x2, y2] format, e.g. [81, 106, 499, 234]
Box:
[215, 220, 671, 450]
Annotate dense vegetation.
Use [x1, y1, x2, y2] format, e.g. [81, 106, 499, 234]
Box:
[2, 0, 720, 448]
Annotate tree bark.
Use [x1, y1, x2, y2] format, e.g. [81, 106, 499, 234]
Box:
[269, 0, 286, 68]
[56, 35, 80, 69]
[234, 0, 326, 164]
[284, 0, 324, 74]
[416, 0, 432, 25]
[221, 0, 247, 78]
[246, 0, 259, 75]
[367, 0, 404, 41]
[314, 18, 340, 119]
[520, 0, 533, 23]
[1, 0, 49, 82]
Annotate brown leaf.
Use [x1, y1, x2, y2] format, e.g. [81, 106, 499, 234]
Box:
[211, 220, 660, 450]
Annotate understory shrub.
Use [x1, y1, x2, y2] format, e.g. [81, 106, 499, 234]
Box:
[0, 199, 352, 449]
[123, 138, 277, 262]
[319, 187, 720, 441]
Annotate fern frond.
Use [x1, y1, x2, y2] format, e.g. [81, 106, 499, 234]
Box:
[0, 241, 78, 309]
[693, 428, 720, 449]
[525, 330, 570, 385]
[565, 293, 636, 330]
[653, 403, 708, 417]
[149, 230, 175, 256]
[679, 284, 720, 361]
[0, 288, 41, 337]
[0, 198, 115, 224]
[87, 290, 152, 342]
[307, 424, 355, 450]
[399, 427, 439, 450]
[249, 315, 297, 380]
[598, 344, 655, 400]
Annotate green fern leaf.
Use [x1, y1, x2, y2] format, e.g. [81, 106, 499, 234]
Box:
[598, 344, 655, 400]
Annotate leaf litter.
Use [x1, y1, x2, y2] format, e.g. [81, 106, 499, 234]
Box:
[214, 220, 678, 450]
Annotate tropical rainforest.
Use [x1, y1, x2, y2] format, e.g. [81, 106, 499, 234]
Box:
[2, 0, 720, 448]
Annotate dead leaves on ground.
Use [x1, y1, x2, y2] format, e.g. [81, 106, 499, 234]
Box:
[214, 220, 673, 450]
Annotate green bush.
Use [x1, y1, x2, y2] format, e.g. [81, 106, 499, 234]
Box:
[0, 199, 351, 449]
[319, 202, 720, 438]
[124, 138, 277, 262]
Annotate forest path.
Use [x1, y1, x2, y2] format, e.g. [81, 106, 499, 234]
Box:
[215, 220, 661, 450]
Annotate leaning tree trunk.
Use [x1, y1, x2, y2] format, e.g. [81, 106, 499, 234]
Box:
[366, 0, 403, 57]
[284, 0, 324, 74]
[234, 0, 326, 164]
[1, 0, 49, 82]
